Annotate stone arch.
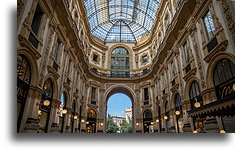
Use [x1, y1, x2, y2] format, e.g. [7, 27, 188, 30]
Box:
[59, 89, 71, 108]
[206, 52, 235, 89]
[17, 48, 39, 87]
[43, 73, 59, 101]
[107, 44, 133, 71]
[86, 108, 98, 117]
[170, 90, 180, 109]
[104, 84, 136, 132]
[104, 84, 136, 103]
[183, 76, 201, 102]
[141, 108, 154, 118]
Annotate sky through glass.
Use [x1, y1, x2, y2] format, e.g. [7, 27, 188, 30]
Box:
[84, 0, 161, 42]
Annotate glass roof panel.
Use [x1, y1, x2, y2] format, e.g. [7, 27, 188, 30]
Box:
[84, 0, 161, 43]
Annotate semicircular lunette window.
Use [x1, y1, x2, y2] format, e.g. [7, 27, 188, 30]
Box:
[83, 0, 161, 43]
[111, 47, 129, 77]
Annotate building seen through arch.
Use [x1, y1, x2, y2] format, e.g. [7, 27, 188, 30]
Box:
[17, 0, 235, 133]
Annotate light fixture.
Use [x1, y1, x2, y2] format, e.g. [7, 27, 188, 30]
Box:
[62, 109, 67, 114]
[175, 110, 181, 115]
[156, 119, 159, 123]
[73, 115, 78, 120]
[164, 116, 168, 120]
[194, 102, 201, 108]
[86, 121, 89, 124]
[151, 122, 154, 125]
[220, 130, 226, 133]
[100, 123, 103, 126]
[38, 110, 42, 115]
[81, 119, 85, 123]
[136, 123, 139, 126]
[43, 100, 50, 106]
[193, 130, 198, 134]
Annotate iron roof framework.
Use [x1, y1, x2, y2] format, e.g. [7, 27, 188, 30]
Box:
[84, 0, 161, 43]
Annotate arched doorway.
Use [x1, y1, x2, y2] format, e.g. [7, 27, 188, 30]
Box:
[58, 92, 67, 133]
[86, 109, 97, 133]
[213, 58, 235, 132]
[143, 110, 153, 133]
[106, 93, 132, 133]
[174, 94, 183, 133]
[37, 79, 53, 133]
[17, 55, 31, 132]
[105, 86, 134, 133]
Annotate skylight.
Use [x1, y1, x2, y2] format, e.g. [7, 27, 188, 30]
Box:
[83, 0, 161, 43]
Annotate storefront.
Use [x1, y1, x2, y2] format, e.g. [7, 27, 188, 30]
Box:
[188, 58, 235, 133]
[86, 109, 97, 133]
[143, 110, 153, 133]
[37, 79, 53, 133]
[17, 55, 31, 132]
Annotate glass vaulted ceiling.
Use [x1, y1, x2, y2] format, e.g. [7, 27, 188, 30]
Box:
[84, 0, 161, 43]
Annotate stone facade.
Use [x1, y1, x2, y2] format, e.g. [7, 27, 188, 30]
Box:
[17, 0, 235, 133]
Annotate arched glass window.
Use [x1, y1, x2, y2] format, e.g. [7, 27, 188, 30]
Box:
[189, 81, 203, 109]
[165, 101, 171, 131]
[86, 110, 97, 133]
[38, 79, 53, 133]
[175, 94, 182, 113]
[143, 110, 153, 133]
[143, 110, 152, 119]
[213, 58, 235, 100]
[111, 47, 129, 77]
[175, 94, 183, 133]
[59, 92, 67, 133]
[17, 55, 31, 132]
[71, 100, 76, 133]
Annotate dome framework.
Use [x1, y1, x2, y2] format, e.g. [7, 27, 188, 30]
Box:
[84, 0, 161, 42]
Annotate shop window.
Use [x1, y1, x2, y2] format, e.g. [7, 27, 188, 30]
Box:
[58, 92, 67, 133]
[17, 55, 31, 132]
[86, 110, 97, 133]
[71, 100, 76, 133]
[165, 101, 171, 132]
[143, 110, 153, 133]
[38, 79, 53, 133]
[175, 94, 183, 133]
[213, 59, 235, 100]
[189, 81, 203, 109]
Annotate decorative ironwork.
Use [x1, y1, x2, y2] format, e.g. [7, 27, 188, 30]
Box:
[207, 37, 218, 53]
[90, 67, 151, 78]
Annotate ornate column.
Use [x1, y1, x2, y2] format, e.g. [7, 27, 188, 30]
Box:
[169, 108, 176, 133]
[64, 107, 72, 133]
[135, 87, 142, 133]
[97, 87, 105, 133]
[23, 86, 42, 133]
[50, 99, 61, 133]
[182, 100, 192, 133]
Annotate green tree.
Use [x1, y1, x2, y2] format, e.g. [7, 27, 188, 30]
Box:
[120, 119, 133, 133]
[106, 114, 119, 133]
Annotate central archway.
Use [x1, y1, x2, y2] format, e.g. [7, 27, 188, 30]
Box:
[104, 85, 136, 133]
